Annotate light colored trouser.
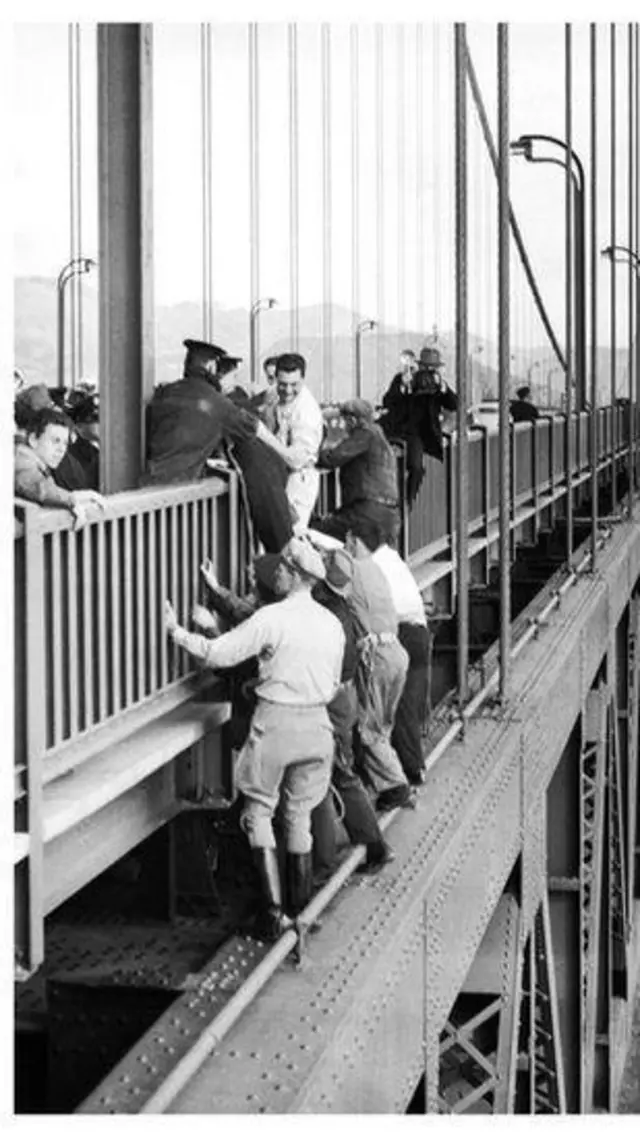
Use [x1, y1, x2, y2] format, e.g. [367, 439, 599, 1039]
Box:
[287, 467, 320, 530]
[236, 700, 333, 853]
[355, 637, 410, 795]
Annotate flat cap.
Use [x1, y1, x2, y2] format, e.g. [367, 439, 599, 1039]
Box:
[339, 397, 375, 423]
[325, 547, 354, 596]
[281, 536, 326, 581]
[183, 339, 242, 366]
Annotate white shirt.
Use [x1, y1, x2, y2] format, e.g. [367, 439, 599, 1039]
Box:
[372, 544, 427, 627]
[274, 385, 324, 471]
[179, 590, 345, 706]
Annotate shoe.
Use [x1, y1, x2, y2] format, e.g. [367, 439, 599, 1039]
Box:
[407, 769, 426, 786]
[286, 851, 314, 917]
[357, 840, 395, 875]
[251, 847, 293, 942]
[376, 784, 412, 811]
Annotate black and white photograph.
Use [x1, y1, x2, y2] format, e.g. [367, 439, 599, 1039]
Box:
[6, 3, 640, 1118]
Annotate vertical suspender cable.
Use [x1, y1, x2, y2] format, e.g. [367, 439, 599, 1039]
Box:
[454, 24, 469, 710]
[249, 24, 260, 389]
[74, 25, 83, 380]
[201, 24, 213, 340]
[68, 23, 82, 389]
[611, 24, 617, 511]
[375, 25, 385, 396]
[321, 24, 332, 403]
[416, 24, 425, 334]
[397, 25, 406, 350]
[288, 23, 299, 350]
[565, 25, 574, 563]
[350, 24, 360, 391]
[632, 22, 636, 500]
[432, 26, 442, 339]
[590, 25, 598, 567]
[632, 24, 636, 513]
[497, 23, 510, 701]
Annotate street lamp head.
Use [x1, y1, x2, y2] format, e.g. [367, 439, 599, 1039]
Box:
[509, 137, 532, 160]
[600, 245, 614, 261]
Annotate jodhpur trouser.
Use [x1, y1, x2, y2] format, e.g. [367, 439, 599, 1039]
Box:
[355, 635, 410, 796]
[236, 700, 333, 853]
[311, 680, 386, 874]
[392, 621, 430, 781]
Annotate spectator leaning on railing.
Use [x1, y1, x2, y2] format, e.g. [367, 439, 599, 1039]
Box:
[14, 405, 106, 525]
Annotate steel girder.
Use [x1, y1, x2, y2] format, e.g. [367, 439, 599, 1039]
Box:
[144, 524, 640, 1114]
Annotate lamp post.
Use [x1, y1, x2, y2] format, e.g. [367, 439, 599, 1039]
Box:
[355, 318, 377, 399]
[510, 134, 586, 409]
[57, 256, 97, 389]
[601, 244, 640, 497]
[250, 297, 277, 389]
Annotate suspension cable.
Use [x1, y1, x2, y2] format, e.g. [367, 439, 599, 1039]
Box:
[321, 23, 332, 403]
[288, 23, 299, 351]
[465, 46, 566, 371]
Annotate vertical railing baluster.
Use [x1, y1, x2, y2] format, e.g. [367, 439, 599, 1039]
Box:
[123, 512, 134, 706]
[81, 524, 95, 729]
[50, 531, 64, 747]
[159, 505, 169, 687]
[97, 519, 108, 722]
[112, 516, 122, 713]
[148, 507, 158, 695]
[136, 511, 146, 700]
[171, 504, 179, 678]
[67, 527, 79, 738]
[23, 509, 46, 971]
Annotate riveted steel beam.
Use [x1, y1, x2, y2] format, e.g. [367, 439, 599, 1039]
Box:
[149, 521, 640, 1114]
[580, 685, 608, 1112]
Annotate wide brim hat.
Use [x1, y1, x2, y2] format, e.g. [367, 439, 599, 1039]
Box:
[419, 347, 444, 369]
[324, 547, 355, 596]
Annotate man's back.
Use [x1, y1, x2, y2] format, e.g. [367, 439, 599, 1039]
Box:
[143, 376, 257, 485]
[350, 555, 398, 637]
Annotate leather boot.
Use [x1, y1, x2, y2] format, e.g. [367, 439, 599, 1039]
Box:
[251, 847, 292, 942]
[285, 851, 314, 918]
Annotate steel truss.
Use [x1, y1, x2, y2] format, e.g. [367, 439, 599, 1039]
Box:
[437, 893, 565, 1114]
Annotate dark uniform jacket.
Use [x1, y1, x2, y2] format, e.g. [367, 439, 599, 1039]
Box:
[379, 369, 458, 462]
[55, 436, 100, 492]
[510, 399, 539, 423]
[141, 373, 258, 486]
[312, 582, 360, 682]
[317, 423, 398, 507]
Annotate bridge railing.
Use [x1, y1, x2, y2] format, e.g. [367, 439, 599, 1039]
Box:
[15, 405, 632, 788]
[406, 406, 630, 561]
[14, 476, 245, 786]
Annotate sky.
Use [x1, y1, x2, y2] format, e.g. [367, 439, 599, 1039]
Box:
[11, 20, 638, 356]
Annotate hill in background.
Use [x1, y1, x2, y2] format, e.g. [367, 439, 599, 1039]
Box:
[14, 275, 631, 407]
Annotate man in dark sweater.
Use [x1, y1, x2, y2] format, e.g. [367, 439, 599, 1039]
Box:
[315, 398, 400, 544]
[510, 385, 539, 423]
[311, 547, 393, 881]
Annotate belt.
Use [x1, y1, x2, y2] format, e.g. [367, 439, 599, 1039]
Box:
[357, 631, 398, 650]
[370, 496, 399, 508]
[257, 696, 327, 709]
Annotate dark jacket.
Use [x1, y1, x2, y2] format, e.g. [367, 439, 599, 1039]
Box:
[510, 398, 539, 423]
[141, 373, 258, 486]
[55, 435, 99, 492]
[379, 369, 458, 462]
[312, 582, 359, 682]
[317, 422, 398, 507]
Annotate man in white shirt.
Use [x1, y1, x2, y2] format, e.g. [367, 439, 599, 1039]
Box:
[165, 536, 344, 940]
[372, 532, 431, 785]
[259, 353, 324, 531]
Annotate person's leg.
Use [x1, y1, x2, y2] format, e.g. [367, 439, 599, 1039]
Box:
[405, 434, 425, 504]
[329, 684, 387, 848]
[392, 623, 429, 783]
[280, 709, 334, 915]
[310, 789, 339, 884]
[354, 652, 411, 808]
[235, 705, 290, 939]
